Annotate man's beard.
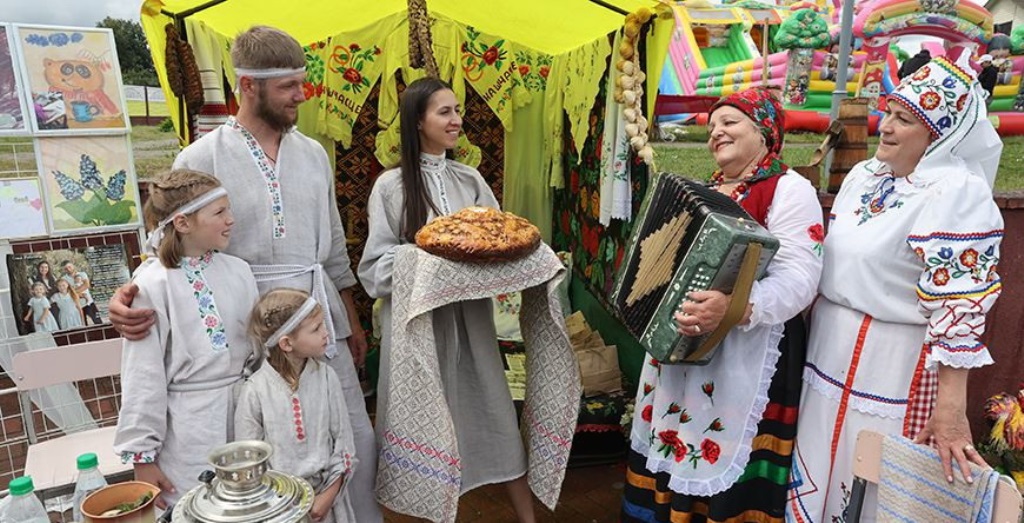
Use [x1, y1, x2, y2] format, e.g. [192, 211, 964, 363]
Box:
[255, 88, 296, 132]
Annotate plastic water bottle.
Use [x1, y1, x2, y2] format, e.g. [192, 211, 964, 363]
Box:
[4, 476, 49, 523]
[72, 452, 108, 522]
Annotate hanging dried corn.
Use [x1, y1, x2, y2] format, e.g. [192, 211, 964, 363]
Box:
[408, 0, 439, 78]
[164, 23, 205, 115]
[165, 24, 185, 98]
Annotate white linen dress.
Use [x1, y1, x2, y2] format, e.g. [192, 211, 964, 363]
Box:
[786, 159, 1003, 522]
[113, 252, 259, 505]
[236, 361, 357, 523]
[358, 153, 529, 492]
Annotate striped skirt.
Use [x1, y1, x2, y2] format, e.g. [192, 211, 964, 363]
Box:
[622, 316, 806, 523]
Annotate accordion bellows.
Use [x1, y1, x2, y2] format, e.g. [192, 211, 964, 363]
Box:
[611, 173, 779, 364]
[415, 206, 542, 262]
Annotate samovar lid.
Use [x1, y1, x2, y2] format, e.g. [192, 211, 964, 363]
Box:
[173, 441, 313, 523]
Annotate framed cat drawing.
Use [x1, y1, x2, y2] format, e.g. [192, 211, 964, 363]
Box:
[13, 25, 130, 134]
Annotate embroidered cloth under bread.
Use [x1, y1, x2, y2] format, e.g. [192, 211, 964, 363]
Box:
[375, 243, 580, 523]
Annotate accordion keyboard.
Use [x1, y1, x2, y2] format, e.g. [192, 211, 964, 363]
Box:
[611, 173, 779, 364]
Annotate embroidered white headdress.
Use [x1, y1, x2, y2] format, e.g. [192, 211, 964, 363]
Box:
[888, 53, 1002, 189]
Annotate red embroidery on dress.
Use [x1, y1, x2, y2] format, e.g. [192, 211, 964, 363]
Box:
[292, 396, 306, 441]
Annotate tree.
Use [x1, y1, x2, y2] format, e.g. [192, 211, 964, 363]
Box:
[1011, 26, 1024, 56]
[96, 17, 158, 86]
[774, 9, 831, 50]
[890, 44, 909, 63]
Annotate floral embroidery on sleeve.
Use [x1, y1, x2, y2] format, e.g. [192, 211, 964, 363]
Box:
[920, 244, 998, 286]
[909, 230, 1002, 369]
[808, 223, 824, 256]
[181, 252, 228, 351]
[121, 450, 156, 464]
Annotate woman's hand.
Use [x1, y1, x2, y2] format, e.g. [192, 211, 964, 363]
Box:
[674, 290, 730, 337]
[914, 368, 989, 483]
[914, 404, 987, 483]
[134, 462, 176, 509]
[108, 283, 156, 340]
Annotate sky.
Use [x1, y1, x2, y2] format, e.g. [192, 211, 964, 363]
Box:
[3, 0, 141, 28]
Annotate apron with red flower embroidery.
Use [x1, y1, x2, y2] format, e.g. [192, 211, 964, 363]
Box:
[628, 171, 787, 496]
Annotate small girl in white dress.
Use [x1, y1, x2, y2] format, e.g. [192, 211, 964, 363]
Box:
[114, 169, 259, 509]
[53, 278, 84, 330]
[236, 288, 356, 523]
[24, 282, 58, 333]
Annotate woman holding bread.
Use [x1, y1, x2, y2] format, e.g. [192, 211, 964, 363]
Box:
[358, 77, 537, 522]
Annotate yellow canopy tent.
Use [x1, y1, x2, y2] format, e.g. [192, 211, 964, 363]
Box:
[140, 0, 652, 141]
[139, 0, 660, 247]
[140, 0, 670, 387]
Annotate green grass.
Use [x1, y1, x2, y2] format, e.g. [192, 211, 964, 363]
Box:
[0, 124, 177, 180]
[654, 131, 1024, 193]
[127, 99, 170, 117]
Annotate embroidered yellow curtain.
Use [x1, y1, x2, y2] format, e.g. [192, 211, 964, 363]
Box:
[142, 0, 651, 140]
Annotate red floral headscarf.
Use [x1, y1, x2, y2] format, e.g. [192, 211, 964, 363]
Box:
[708, 88, 790, 225]
[709, 87, 789, 186]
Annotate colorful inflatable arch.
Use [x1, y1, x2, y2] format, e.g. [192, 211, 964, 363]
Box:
[852, 0, 992, 104]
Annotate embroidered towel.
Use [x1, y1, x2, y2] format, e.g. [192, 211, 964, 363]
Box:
[375, 244, 580, 523]
[878, 435, 1001, 523]
[598, 29, 632, 226]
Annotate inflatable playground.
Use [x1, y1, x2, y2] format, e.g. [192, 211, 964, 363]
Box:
[655, 0, 1024, 135]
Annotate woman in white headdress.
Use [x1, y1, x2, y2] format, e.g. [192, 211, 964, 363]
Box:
[786, 53, 1004, 522]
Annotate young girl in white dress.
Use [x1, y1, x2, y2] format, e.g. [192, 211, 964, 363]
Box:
[236, 288, 356, 523]
[52, 278, 84, 330]
[114, 169, 259, 509]
[24, 282, 59, 333]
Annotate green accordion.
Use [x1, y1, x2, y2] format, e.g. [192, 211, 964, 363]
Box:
[611, 173, 779, 365]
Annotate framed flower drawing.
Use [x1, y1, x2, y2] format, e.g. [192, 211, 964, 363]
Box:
[13, 25, 130, 134]
[35, 135, 141, 234]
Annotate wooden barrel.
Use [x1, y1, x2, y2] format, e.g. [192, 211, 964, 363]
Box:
[828, 98, 869, 193]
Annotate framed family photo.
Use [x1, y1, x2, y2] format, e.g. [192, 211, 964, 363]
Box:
[35, 134, 142, 234]
[12, 24, 130, 134]
[6, 244, 132, 336]
[0, 24, 30, 135]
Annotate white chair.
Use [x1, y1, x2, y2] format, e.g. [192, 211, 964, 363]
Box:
[848, 430, 1022, 523]
[11, 338, 133, 495]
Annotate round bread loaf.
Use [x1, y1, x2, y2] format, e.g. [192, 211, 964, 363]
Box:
[415, 206, 541, 262]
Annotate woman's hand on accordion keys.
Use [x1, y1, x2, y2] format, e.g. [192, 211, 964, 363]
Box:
[674, 290, 753, 337]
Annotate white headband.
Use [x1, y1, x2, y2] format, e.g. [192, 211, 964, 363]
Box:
[144, 187, 229, 255]
[235, 67, 306, 79]
[264, 297, 319, 349]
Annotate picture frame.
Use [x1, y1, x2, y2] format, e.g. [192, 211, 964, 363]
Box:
[0, 178, 48, 239]
[12, 24, 130, 135]
[0, 24, 30, 135]
[35, 134, 142, 235]
[6, 244, 132, 335]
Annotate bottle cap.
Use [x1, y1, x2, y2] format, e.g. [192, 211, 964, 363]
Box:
[9, 476, 35, 496]
[77, 452, 99, 470]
